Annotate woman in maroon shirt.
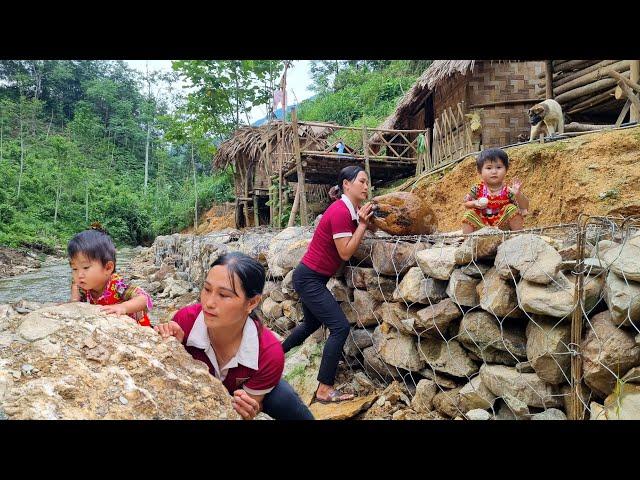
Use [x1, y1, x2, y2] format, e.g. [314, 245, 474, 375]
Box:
[155, 252, 313, 420]
[282, 165, 375, 403]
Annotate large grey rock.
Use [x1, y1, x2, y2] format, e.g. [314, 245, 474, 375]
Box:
[1, 303, 238, 419]
[283, 338, 324, 406]
[343, 328, 374, 357]
[343, 289, 380, 328]
[457, 311, 527, 360]
[446, 269, 480, 307]
[374, 302, 420, 336]
[326, 278, 351, 302]
[419, 368, 460, 389]
[459, 375, 496, 412]
[526, 318, 571, 385]
[377, 325, 425, 372]
[461, 262, 492, 279]
[281, 299, 303, 322]
[414, 298, 462, 338]
[344, 267, 376, 289]
[495, 234, 562, 285]
[558, 243, 594, 261]
[531, 408, 567, 420]
[411, 379, 438, 413]
[477, 267, 522, 319]
[362, 346, 400, 382]
[432, 386, 464, 418]
[417, 337, 478, 378]
[392, 267, 447, 305]
[517, 272, 604, 319]
[455, 227, 504, 264]
[603, 271, 640, 327]
[371, 241, 424, 276]
[266, 227, 313, 278]
[479, 364, 563, 408]
[582, 311, 640, 398]
[366, 275, 398, 302]
[236, 232, 276, 265]
[415, 246, 457, 280]
[600, 237, 640, 282]
[260, 297, 282, 320]
[465, 409, 492, 420]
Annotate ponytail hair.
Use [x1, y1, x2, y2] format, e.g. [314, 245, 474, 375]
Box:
[331, 165, 365, 201]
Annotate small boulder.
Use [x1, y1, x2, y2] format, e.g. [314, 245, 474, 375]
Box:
[494, 234, 562, 285]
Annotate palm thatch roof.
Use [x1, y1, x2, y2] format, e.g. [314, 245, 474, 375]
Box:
[213, 120, 337, 171]
[377, 60, 476, 131]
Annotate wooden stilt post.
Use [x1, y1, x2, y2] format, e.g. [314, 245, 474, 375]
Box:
[631, 60, 640, 122]
[287, 182, 301, 227]
[545, 60, 554, 99]
[362, 126, 372, 199]
[291, 108, 308, 225]
[277, 128, 283, 228]
[253, 192, 259, 227]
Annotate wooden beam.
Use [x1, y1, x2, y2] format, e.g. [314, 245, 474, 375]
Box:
[253, 194, 259, 227]
[287, 182, 300, 227]
[291, 108, 308, 225]
[362, 126, 372, 199]
[468, 98, 541, 109]
[607, 69, 640, 120]
[545, 61, 554, 99]
[631, 60, 640, 122]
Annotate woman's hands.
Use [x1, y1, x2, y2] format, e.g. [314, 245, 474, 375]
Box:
[154, 320, 185, 343]
[357, 202, 374, 226]
[232, 389, 262, 420]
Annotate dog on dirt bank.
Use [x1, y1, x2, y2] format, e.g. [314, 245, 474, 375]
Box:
[528, 99, 564, 141]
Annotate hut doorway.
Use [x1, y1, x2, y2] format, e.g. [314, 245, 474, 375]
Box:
[423, 93, 435, 157]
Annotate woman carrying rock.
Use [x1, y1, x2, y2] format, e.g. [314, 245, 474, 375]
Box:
[155, 252, 313, 420]
[282, 165, 375, 403]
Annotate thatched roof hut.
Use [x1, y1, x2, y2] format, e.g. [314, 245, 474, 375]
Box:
[212, 120, 337, 227]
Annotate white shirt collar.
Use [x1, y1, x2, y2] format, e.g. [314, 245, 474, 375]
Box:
[185, 310, 260, 379]
[340, 194, 358, 221]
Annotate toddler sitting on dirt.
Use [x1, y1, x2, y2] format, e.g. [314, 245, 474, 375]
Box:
[461, 148, 529, 233]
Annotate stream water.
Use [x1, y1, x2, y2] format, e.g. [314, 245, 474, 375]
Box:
[0, 248, 139, 304]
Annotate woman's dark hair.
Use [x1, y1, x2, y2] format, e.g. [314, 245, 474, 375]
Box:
[476, 148, 509, 172]
[211, 252, 265, 299]
[333, 165, 365, 198]
[210, 252, 266, 325]
[67, 227, 117, 269]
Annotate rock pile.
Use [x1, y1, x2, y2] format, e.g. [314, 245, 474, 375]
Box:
[148, 225, 640, 420]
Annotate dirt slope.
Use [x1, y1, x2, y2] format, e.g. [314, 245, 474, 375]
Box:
[411, 126, 640, 232]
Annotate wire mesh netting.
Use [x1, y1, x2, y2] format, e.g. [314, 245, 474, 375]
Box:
[152, 215, 640, 420]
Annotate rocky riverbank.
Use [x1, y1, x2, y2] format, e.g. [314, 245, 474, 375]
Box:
[0, 246, 47, 278]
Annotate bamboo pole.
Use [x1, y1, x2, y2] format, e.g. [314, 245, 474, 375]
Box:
[565, 87, 616, 114]
[291, 108, 308, 226]
[608, 70, 640, 120]
[362, 126, 372, 199]
[287, 182, 301, 227]
[553, 60, 630, 96]
[545, 61, 554, 99]
[630, 60, 639, 122]
[253, 192, 259, 227]
[555, 71, 631, 104]
[277, 128, 283, 228]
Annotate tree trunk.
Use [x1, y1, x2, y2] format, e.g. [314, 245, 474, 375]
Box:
[553, 60, 630, 96]
[144, 121, 151, 192]
[46, 109, 54, 139]
[191, 142, 198, 229]
[17, 100, 24, 199]
[54, 182, 61, 224]
[555, 71, 631, 104]
[85, 180, 89, 223]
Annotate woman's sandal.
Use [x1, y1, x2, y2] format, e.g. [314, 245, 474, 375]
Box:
[315, 389, 355, 404]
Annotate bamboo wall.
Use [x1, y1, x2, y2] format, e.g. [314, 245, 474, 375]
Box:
[465, 61, 544, 147]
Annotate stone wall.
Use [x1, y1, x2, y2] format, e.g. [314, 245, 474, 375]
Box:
[150, 223, 640, 420]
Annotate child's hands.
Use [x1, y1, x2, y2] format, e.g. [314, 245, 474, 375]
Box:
[154, 321, 185, 343]
[100, 304, 128, 316]
[520, 208, 530, 217]
[510, 178, 524, 196]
